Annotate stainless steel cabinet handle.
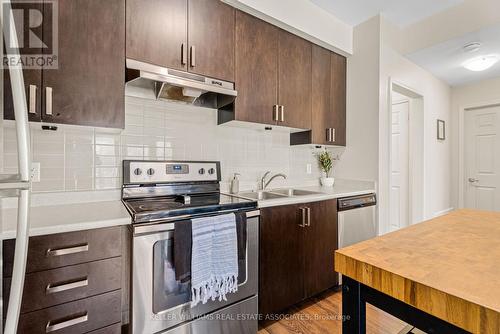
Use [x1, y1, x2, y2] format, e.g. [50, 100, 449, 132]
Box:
[29, 85, 37, 114]
[299, 207, 307, 227]
[45, 87, 53, 115]
[46, 244, 89, 257]
[181, 43, 187, 65]
[190, 45, 196, 67]
[331, 128, 336, 142]
[273, 105, 279, 121]
[306, 207, 311, 227]
[46, 277, 88, 294]
[326, 128, 331, 142]
[468, 178, 479, 183]
[45, 313, 88, 333]
[279, 105, 285, 122]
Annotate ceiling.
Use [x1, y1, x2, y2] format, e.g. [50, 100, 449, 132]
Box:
[310, 0, 463, 27]
[406, 23, 500, 86]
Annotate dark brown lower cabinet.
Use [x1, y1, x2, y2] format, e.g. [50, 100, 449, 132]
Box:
[2, 226, 129, 333]
[259, 199, 338, 316]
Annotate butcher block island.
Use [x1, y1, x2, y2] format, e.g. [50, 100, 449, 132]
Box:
[335, 209, 500, 334]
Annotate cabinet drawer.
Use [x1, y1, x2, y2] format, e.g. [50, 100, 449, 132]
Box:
[3, 227, 122, 276]
[17, 290, 121, 334]
[88, 323, 121, 334]
[3, 257, 121, 314]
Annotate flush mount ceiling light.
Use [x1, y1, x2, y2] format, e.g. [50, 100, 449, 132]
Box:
[462, 55, 499, 72]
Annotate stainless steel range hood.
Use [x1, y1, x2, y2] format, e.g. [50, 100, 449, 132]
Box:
[125, 59, 237, 109]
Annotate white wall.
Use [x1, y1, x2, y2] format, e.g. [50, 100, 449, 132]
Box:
[450, 76, 500, 208]
[223, 0, 353, 55]
[335, 17, 380, 182]
[378, 18, 452, 233]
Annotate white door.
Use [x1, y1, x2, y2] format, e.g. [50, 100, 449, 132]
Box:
[464, 106, 500, 211]
[390, 101, 409, 231]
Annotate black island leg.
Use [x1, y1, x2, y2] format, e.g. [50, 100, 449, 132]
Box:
[342, 276, 366, 334]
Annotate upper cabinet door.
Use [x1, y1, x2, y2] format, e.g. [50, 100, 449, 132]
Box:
[127, 0, 187, 70]
[278, 30, 312, 130]
[3, 0, 43, 122]
[188, 0, 235, 81]
[330, 52, 347, 146]
[311, 45, 332, 145]
[42, 0, 125, 128]
[234, 11, 278, 125]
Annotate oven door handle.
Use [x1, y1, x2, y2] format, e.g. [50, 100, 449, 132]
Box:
[133, 210, 260, 235]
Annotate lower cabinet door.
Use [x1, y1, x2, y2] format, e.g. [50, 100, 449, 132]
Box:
[259, 204, 304, 315]
[17, 290, 121, 334]
[304, 199, 339, 297]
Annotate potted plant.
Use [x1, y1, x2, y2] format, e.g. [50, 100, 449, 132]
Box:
[316, 150, 335, 187]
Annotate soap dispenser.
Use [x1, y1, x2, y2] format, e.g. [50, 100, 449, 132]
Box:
[230, 173, 240, 194]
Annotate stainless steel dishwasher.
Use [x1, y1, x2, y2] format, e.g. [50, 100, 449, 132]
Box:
[337, 193, 377, 284]
[338, 193, 377, 249]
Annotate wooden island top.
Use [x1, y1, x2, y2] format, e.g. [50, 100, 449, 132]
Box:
[335, 209, 500, 333]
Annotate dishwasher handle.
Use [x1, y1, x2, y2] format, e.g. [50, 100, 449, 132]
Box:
[338, 194, 376, 211]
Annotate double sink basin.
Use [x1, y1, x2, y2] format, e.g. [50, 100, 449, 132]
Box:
[236, 188, 321, 201]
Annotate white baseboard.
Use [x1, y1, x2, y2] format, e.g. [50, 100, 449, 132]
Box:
[434, 207, 454, 218]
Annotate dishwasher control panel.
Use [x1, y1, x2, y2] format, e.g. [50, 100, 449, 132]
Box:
[338, 194, 377, 211]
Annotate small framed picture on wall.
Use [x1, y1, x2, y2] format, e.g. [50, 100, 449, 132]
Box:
[437, 119, 445, 140]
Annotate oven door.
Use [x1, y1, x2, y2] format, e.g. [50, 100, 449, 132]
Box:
[132, 210, 259, 334]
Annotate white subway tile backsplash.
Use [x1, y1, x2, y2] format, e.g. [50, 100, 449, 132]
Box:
[2, 96, 333, 192]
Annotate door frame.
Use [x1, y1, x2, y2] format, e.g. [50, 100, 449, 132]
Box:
[458, 99, 500, 208]
[387, 79, 425, 229]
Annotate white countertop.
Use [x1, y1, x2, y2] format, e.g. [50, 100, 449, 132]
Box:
[240, 179, 376, 208]
[1, 200, 131, 239]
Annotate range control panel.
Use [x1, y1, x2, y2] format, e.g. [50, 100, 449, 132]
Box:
[124, 161, 220, 184]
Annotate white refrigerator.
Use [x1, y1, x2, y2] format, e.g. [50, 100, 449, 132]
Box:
[1, 0, 32, 333]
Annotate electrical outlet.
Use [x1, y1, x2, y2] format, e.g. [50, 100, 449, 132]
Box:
[306, 164, 312, 174]
[31, 162, 40, 182]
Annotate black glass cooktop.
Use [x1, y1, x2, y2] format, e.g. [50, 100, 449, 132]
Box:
[123, 193, 257, 224]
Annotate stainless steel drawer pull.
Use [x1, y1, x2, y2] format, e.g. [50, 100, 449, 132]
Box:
[45, 313, 88, 333]
[326, 128, 331, 142]
[273, 105, 279, 121]
[46, 244, 89, 257]
[299, 207, 307, 227]
[29, 85, 37, 114]
[306, 207, 311, 227]
[181, 43, 187, 65]
[279, 105, 285, 122]
[46, 277, 88, 294]
[331, 128, 336, 142]
[190, 45, 196, 67]
[45, 87, 53, 115]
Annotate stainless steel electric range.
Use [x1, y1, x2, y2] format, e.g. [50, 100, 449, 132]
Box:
[122, 160, 259, 334]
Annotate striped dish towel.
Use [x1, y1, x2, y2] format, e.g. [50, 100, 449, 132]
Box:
[191, 213, 238, 307]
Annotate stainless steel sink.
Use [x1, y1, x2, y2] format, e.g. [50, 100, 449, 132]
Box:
[237, 191, 287, 200]
[268, 188, 321, 197]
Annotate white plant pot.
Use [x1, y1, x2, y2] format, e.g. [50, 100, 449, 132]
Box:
[320, 177, 335, 187]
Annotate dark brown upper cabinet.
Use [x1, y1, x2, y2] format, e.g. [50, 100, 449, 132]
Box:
[223, 10, 312, 130]
[188, 0, 235, 81]
[259, 199, 338, 316]
[126, 0, 235, 82]
[291, 47, 346, 146]
[330, 52, 347, 146]
[232, 10, 278, 125]
[4, 0, 125, 129]
[277, 30, 312, 130]
[127, 0, 188, 71]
